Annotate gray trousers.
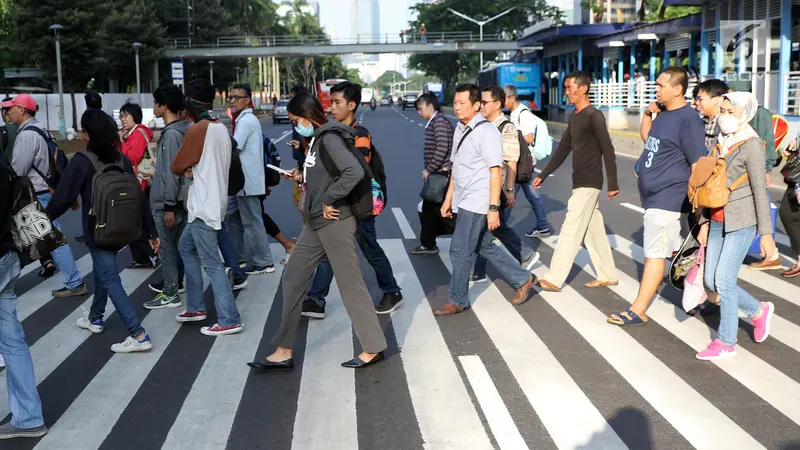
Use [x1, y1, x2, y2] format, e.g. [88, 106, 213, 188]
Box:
[272, 216, 387, 354]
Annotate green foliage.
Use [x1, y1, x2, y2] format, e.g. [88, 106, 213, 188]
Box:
[370, 70, 405, 93]
[345, 68, 365, 86]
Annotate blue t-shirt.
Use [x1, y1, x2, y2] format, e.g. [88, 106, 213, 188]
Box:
[636, 105, 706, 212]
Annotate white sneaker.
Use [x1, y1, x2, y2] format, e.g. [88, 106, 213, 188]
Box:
[111, 335, 153, 353]
[522, 252, 540, 271]
[0, 353, 5, 368]
[77, 317, 105, 334]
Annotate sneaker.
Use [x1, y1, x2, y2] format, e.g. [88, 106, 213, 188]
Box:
[0, 353, 5, 369]
[409, 245, 439, 255]
[226, 267, 248, 291]
[148, 280, 186, 295]
[201, 323, 244, 336]
[301, 300, 326, 319]
[521, 251, 540, 271]
[696, 339, 737, 360]
[0, 423, 48, 440]
[77, 317, 105, 334]
[525, 228, 551, 238]
[52, 283, 89, 298]
[245, 265, 276, 275]
[752, 301, 775, 343]
[376, 292, 404, 315]
[143, 293, 182, 310]
[111, 335, 153, 353]
[238, 261, 247, 268]
[176, 310, 208, 322]
[469, 274, 488, 285]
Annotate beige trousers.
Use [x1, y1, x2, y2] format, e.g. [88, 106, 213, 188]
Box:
[546, 188, 617, 287]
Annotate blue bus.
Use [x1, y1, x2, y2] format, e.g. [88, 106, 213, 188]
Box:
[423, 82, 444, 104]
[478, 63, 543, 111]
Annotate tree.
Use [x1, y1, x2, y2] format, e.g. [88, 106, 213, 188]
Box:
[346, 68, 365, 86]
[371, 70, 405, 93]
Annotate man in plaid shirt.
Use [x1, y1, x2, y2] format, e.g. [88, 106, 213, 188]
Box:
[694, 79, 728, 152]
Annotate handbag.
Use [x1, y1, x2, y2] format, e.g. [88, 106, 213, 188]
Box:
[134, 126, 156, 183]
[681, 245, 708, 312]
[420, 173, 449, 203]
[782, 152, 800, 184]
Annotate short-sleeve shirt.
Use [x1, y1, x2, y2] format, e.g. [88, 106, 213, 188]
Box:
[636, 104, 706, 212]
[450, 113, 504, 215]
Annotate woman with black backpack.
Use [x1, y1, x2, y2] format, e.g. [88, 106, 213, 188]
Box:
[44, 109, 159, 354]
[247, 91, 387, 371]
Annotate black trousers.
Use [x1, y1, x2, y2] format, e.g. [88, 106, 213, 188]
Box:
[419, 199, 455, 249]
[780, 185, 800, 255]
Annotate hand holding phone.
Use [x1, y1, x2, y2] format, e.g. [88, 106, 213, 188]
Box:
[266, 164, 292, 176]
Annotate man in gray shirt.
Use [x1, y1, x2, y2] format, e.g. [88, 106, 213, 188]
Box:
[434, 84, 536, 317]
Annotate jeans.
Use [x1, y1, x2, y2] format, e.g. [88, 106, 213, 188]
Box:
[448, 209, 532, 308]
[0, 252, 45, 429]
[217, 222, 244, 281]
[472, 210, 534, 279]
[704, 222, 763, 346]
[88, 247, 146, 338]
[226, 196, 274, 268]
[179, 219, 241, 326]
[308, 216, 400, 306]
[516, 183, 550, 231]
[153, 209, 187, 297]
[37, 193, 83, 289]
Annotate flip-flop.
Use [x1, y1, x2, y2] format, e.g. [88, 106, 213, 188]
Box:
[607, 308, 648, 326]
[536, 279, 561, 292]
[585, 280, 619, 288]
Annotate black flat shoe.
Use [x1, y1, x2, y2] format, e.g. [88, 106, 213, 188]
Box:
[341, 351, 385, 369]
[247, 358, 294, 371]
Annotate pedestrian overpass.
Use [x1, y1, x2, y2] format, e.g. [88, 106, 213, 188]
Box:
[163, 32, 533, 60]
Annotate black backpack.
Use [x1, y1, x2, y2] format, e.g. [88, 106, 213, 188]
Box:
[23, 126, 69, 189]
[500, 121, 534, 184]
[81, 151, 143, 250]
[318, 130, 386, 220]
[263, 134, 281, 188]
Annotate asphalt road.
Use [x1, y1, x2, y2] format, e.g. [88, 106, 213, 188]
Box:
[4, 105, 800, 450]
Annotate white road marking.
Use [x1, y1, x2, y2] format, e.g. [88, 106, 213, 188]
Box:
[392, 207, 417, 240]
[620, 202, 646, 214]
[17, 254, 94, 321]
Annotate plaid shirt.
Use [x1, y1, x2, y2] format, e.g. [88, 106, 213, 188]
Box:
[704, 115, 719, 153]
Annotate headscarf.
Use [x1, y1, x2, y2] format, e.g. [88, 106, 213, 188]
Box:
[717, 92, 759, 156]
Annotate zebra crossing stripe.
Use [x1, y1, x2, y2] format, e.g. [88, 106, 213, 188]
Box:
[436, 239, 628, 450]
[537, 236, 765, 449]
[380, 239, 493, 449]
[291, 281, 359, 449]
[16, 254, 94, 321]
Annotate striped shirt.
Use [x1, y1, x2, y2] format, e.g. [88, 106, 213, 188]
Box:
[703, 115, 718, 153]
[423, 112, 454, 174]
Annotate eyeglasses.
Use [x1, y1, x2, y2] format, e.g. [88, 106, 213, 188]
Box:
[480, 100, 499, 105]
[229, 95, 249, 102]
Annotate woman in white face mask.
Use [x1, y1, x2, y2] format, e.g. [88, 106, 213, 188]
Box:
[695, 92, 778, 361]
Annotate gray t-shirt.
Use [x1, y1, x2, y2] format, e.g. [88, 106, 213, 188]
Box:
[450, 113, 504, 214]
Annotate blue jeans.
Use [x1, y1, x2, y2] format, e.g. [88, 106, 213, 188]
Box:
[226, 196, 274, 267]
[516, 183, 550, 231]
[473, 208, 533, 279]
[448, 209, 532, 308]
[308, 216, 400, 306]
[37, 193, 83, 289]
[0, 252, 44, 429]
[88, 247, 146, 338]
[704, 221, 763, 346]
[179, 219, 241, 326]
[153, 209, 186, 297]
[217, 222, 244, 281]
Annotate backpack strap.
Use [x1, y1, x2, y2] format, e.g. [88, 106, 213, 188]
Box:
[714, 141, 750, 191]
[21, 126, 54, 182]
[520, 108, 538, 149]
[456, 120, 490, 154]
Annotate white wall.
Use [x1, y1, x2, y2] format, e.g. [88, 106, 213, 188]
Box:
[26, 93, 154, 132]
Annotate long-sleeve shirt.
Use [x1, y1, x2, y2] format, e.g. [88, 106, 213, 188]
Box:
[0, 158, 15, 258]
[120, 124, 153, 175]
[423, 112, 454, 174]
[150, 119, 190, 212]
[233, 108, 266, 196]
[11, 117, 52, 193]
[538, 105, 619, 192]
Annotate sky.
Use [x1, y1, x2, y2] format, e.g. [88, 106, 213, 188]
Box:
[317, 0, 417, 42]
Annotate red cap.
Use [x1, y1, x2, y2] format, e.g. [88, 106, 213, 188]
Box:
[0, 94, 38, 111]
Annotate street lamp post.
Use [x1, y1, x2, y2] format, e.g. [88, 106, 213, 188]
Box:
[132, 42, 143, 105]
[49, 24, 66, 137]
[448, 7, 515, 70]
[209, 60, 215, 85]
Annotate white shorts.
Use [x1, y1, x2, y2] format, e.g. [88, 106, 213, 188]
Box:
[643, 208, 682, 259]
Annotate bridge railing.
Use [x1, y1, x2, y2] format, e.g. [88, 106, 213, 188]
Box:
[166, 31, 511, 49]
[585, 80, 697, 110]
[784, 72, 800, 116]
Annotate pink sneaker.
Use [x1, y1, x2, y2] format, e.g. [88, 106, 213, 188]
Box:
[696, 339, 737, 360]
[200, 323, 244, 336]
[176, 310, 207, 323]
[752, 301, 775, 343]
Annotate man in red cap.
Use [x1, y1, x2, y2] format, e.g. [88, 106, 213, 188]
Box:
[4, 94, 86, 297]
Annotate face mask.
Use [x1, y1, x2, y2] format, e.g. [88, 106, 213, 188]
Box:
[717, 114, 741, 135]
[295, 120, 314, 137]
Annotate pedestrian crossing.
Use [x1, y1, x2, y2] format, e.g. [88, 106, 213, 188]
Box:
[4, 220, 800, 450]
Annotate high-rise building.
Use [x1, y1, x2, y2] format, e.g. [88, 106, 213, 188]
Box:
[355, 0, 380, 42]
[306, 0, 321, 25]
[547, 0, 636, 25]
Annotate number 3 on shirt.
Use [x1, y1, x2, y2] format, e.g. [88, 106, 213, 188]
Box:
[643, 136, 659, 169]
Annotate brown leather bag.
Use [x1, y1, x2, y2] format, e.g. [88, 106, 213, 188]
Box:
[687, 142, 748, 212]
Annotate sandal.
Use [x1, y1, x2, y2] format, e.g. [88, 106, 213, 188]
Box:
[585, 280, 619, 288]
[607, 308, 648, 326]
[536, 279, 561, 292]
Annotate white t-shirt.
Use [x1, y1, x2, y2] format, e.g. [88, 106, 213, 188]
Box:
[187, 122, 231, 230]
[509, 104, 551, 162]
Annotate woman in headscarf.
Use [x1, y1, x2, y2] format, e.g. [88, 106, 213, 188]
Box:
[695, 92, 777, 361]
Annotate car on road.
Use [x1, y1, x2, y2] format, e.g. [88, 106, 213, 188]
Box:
[380, 97, 391, 106]
[401, 93, 418, 110]
[273, 100, 289, 124]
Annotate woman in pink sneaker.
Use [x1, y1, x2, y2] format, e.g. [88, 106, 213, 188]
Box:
[696, 92, 777, 361]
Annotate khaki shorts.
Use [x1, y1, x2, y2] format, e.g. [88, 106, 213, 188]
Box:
[643, 208, 682, 259]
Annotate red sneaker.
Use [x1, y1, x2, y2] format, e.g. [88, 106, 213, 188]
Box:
[201, 323, 244, 336]
[176, 310, 207, 323]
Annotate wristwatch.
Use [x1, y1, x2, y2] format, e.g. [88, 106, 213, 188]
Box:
[504, 187, 515, 193]
[489, 204, 500, 212]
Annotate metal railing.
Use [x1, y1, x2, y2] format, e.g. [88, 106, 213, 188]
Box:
[166, 31, 511, 49]
[784, 72, 800, 116]
[586, 80, 697, 109]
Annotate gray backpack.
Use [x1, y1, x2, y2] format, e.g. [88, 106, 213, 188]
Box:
[81, 150, 143, 250]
